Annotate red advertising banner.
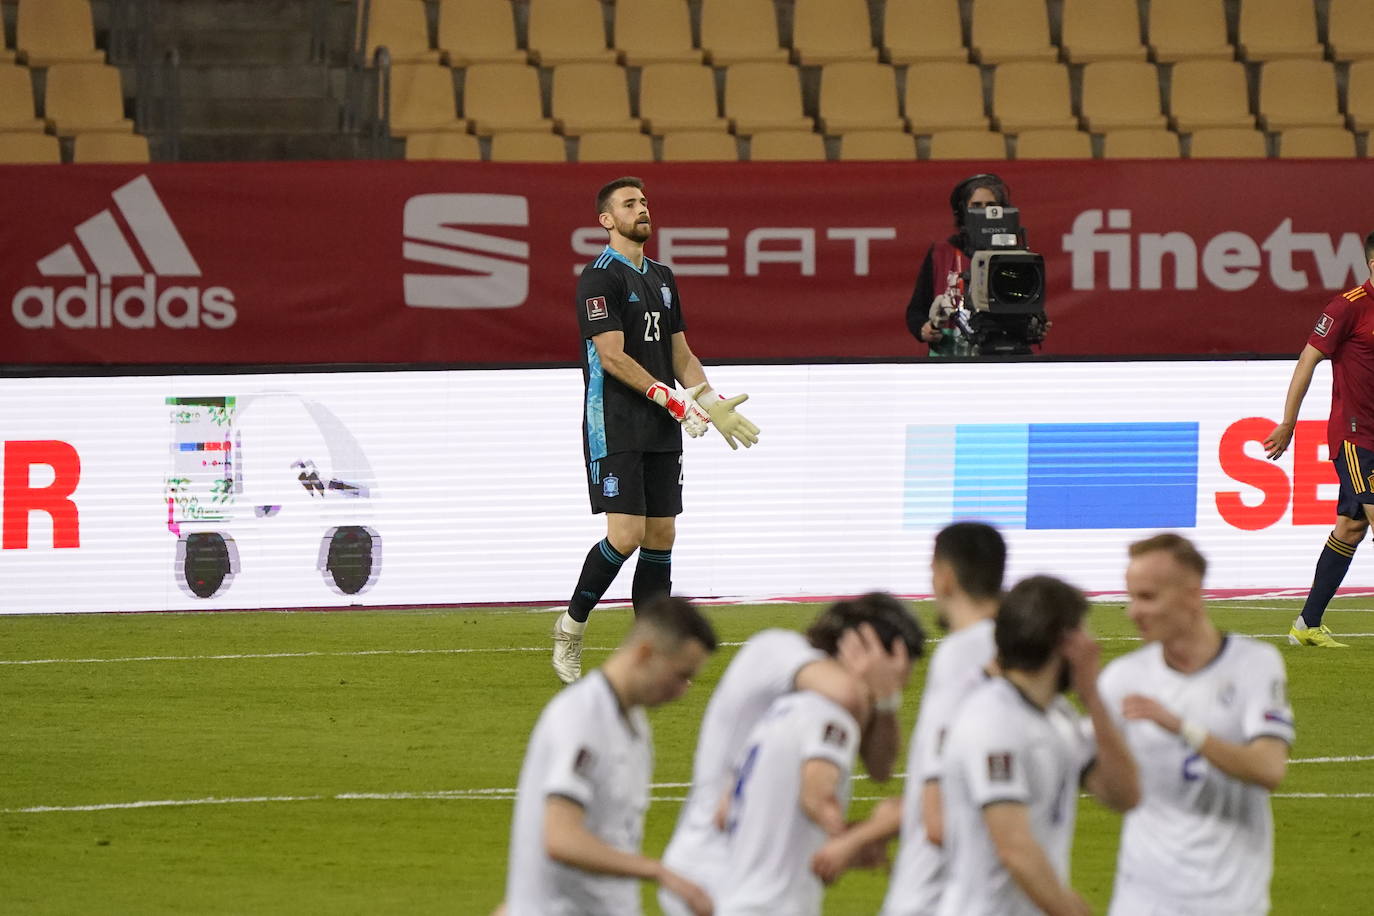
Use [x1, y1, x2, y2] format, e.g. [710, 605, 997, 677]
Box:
[0, 159, 1368, 365]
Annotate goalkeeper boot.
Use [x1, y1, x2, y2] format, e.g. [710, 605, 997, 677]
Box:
[552, 613, 586, 683]
[1288, 620, 1348, 648]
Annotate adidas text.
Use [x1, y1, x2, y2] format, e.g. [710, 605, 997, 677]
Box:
[12, 276, 237, 330]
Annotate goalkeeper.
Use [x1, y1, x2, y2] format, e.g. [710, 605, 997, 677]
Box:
[553, 176, 760, 684]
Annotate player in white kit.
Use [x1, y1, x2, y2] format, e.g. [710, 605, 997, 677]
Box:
[939, 576, 1139, 916]
[1100, 534, 1294, 916]
[658, 593, 923, 916]
[503, 596, 717, 916]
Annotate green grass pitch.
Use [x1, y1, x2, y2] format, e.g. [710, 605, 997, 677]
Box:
[2, 599, 1372, 914]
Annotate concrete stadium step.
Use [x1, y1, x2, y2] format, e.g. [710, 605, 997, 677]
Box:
[177, 97, 344, 132]
[174, 130, 369, 162]
[174, 64, 345, 100]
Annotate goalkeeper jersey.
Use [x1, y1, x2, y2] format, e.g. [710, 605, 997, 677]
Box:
[576, 245, 688, 461]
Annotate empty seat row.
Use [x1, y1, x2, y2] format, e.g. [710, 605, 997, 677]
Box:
[0, 0, 106, 66]
[0, 131, 150, 164]
[0, 63, 135, 135]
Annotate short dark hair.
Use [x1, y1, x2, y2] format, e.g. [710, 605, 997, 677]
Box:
[596, 176, 645, 215]
[995, 575, 1087, 673]
[806, 592, 925, 661]
[1364, 231, 1374, 263]
[934, 522, 1006, 600]
[636, 595, 717, 653]
[1128, 532, 1207, 580]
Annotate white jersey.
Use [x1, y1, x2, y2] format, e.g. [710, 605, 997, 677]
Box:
[660, 628, 824, 913]
[882, 618, 996, 916]
[1099, 635, 1295, 916]
[715, 690, 861, 916]
[937, 677, 1095, 916]
[505, 671, 652, 916]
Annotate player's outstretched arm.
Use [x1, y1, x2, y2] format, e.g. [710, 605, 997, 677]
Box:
[811, 795, 901, 883]
[1121, 695, 1289, 790]
[1264, 344, 1326, 460]
[984, 803, 1092, 916]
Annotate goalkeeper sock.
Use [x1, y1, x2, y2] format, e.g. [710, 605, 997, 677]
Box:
[567, 538, 630, 623]
[632, 548, 672, 614]
[1300, 533, 1358, 627]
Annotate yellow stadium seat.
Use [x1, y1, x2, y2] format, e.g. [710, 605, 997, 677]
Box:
[1101, 129, 1180, 159]
[1147, 0, 1232, 63]
[639, 63, 728, 134]
[462, 63, 553, 135]
[839, 130, 916, 160]
[1080, 61, 1167, 132]
[0, 65, 44, 132]
[551, 62, 641, 135]
[724, 63, 814, 134]
[1238, 0, 1323, 62]
[387, 64, 467, 135]
[1257, 60, 1345, 131]
[792, 0, 878, 66]
[527, 0, 617, 66]
[577, 131, 655, 162]
[72, 131, 150, 163]
[1348, 60, 1374, 132]
[904, 62, 988, 133]
[1188, 128, 1268, 158]
[488, 131, 568, 161]
[363, 0, 440, 65]
[44, 64, 134, 135]
[405, 131, 481, 160]
[1168, 61, 1255, 131]
[817, 62, 906, 134]
[1061, 0, 1148, 64]
[748, 129, 826, 161]
[0, 130, 60, 163]
[927, 129, 1006, 160]
[700, 0, 789, 65]
[1015, 129, 1093, 159]
[1329, 0, 1374, 63]
[970, 0, 1056, 64]
[15, 0, 105, 66]
[882, 0, 967, 65]
[660, 131, 739, 161]
[1278, 127, 1359, 159]
[436, 0, 525, 66]
[615, 0, 702, 66]
[991, 62, 1077, 132]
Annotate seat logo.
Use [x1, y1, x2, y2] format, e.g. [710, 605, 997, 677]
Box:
[402, 193, 529, 309]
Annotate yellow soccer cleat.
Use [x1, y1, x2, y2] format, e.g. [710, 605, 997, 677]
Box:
[1288, 623, 1349, 648]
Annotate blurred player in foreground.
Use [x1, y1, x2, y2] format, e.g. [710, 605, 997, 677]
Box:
[504, 596, 718, 916]
[1100, 533, 1293, 915]
[659, 593, 923, 916]
[938, 576, 1139, 916]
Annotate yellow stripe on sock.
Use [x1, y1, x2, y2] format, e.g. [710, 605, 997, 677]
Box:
[1326, 535, 1358, 558]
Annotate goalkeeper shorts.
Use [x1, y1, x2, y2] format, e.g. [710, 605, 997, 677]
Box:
[587, 451, 683, 517]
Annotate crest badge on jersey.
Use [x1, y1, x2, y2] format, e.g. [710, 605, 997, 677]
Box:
[987, 751, 1014, 782]
[661, 286, 672, 309]
[822, 721, 849, 748]
[603, 474, 620, 498]
[573, 746, 596, 777]
[586, 295, 608, 320]
[1315, 313, 1332, 337]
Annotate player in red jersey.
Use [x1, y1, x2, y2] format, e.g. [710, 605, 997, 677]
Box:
[1263, 231, 1374, 648]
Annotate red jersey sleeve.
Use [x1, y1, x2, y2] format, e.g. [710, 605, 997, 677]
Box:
[1308, 293, 1355, 357]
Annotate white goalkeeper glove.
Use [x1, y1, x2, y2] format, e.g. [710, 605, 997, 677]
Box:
[695, 389, 760, 450]
[646, 382, 711, 438]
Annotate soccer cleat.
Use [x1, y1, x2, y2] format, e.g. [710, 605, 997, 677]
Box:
[552, 618, 585, 683]
[1288, 624, 1349, 648]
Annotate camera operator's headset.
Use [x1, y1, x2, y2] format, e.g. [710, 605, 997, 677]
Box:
[950, 173, 1010, 227]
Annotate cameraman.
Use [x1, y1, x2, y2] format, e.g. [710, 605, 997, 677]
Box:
[905, 174, 1011, 357]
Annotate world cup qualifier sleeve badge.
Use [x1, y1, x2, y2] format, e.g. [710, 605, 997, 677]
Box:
[602, 474, 620, 498]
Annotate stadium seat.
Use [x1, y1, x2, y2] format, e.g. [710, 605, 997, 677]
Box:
[1101, 129, 1181, 159]
[43, 64, 134, 135]
[1347, 61, 1374, 132]
[0, 130, 60, 162]
[816, 62, 906, 134]
[488, 131, 568, 161]
[15, 0, 105, 66]
[1168, 61, 1255, 131]
[1079, 61, 1167, 132]
[791, 0, 878, 66]
[660, 130, 740, 161]
[839, 130, 916, 160]
[1237, 0, 1323, 62]
[577, 130, 654, 162]
[550, 63, 641, 135]
[1015, 129, 1093, 160]
[615, 0, 703, 66]
[387, 64, 467, 135]
[1060, 0, 1148, 64]
[926, 129, 1006, 160]
[72, 131, 150, 163]
[700, 0, 789, 65]
[462, 63, 553, 134]
[882, 0, 967, 65]
[1187, 128, 1268, 158]
[0, 66, 43, 133]
[904, 62, 988, 133]
[990, 62, 1077, 133]
[1328, 0, 1374, 63]
[724, 63, 814, 134]
[404, 130, 481, 159]
[639, 64, 728, 134]
[969, 0, 1056, 65]
[436, 0, 525, 66]
[1257, 60, 1345, 131]
[526, 0, 617, 66]
[1278, 127, 1359, 159]
[748, 130, 826, 161]
[1146, 0, 1232, 63]
[363, 0, 440, 65]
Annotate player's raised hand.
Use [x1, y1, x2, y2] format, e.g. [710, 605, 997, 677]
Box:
[696, 390, 760, 449]
[1060, 628, 1103, 700]
[646, 381, 711, 437]
[1262, 422, 1294, 460]
[659, 868, 714, 916]
[838, 623, 910, 705]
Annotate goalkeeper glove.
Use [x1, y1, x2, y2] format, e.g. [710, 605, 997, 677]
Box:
[695, 390, 760, 450]
[646, 382, 710, 438]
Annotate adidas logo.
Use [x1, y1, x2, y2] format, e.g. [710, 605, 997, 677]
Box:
[11, 175, 236, 330]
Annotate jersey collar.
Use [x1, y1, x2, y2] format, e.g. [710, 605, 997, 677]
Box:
[600, 245, 649, 275]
